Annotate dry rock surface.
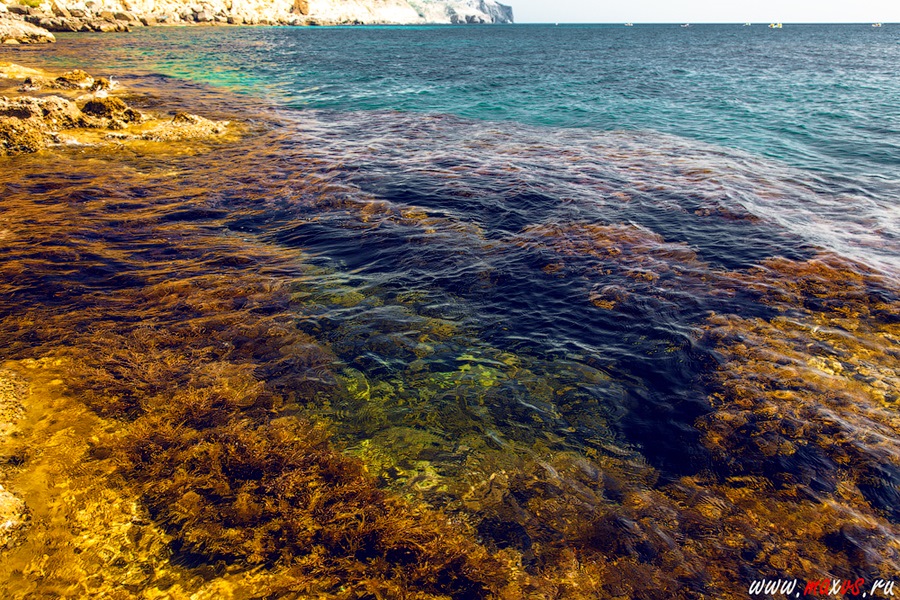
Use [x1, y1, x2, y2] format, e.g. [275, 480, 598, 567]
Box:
[0, 0, 510, 29]
[0, 16, 55, 43]
[0, 62, 231, 155]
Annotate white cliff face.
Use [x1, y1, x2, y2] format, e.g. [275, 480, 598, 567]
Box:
[306, 0, 422, 24]
[411, 0, 513, 24]
[1, 0, 513, 25]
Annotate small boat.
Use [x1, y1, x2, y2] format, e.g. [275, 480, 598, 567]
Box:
[624, 23, 633, 27]
[743, 22, 752, 26]
[872, 23, 882, 27]
[681, 23, 690, 28]
[768, 23, 783, 28]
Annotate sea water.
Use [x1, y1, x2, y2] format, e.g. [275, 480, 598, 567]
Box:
[1, 23, 898, 598]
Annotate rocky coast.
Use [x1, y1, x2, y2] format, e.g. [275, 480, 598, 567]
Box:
[0, 62, 231, 155]
[0, 0, 512, 42]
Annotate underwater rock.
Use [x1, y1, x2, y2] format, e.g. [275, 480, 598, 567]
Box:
[0, 370, 25, 436]
[135, 111, 228, 141]
[0, 485, 28, 549]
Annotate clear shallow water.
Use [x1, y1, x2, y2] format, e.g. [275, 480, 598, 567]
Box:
[1, 24, 900, 598]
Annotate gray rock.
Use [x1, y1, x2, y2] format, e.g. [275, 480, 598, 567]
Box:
[51, 2, 71, 18]
[0, 17, 55, 43]
[195, 10, 213, 22]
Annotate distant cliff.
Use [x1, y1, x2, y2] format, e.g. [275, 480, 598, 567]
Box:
[0, 0, 513, 31]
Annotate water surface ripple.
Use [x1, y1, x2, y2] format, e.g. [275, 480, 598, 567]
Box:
[1, 23, 899, 598]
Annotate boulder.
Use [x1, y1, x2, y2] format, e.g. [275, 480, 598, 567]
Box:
[54, 69, 94, 89]
[0, 95, 87, 155]
[0, 17, 55, 43]
[195, 10, 213, 22]
[81, 96, 142, 124]
[6, 5, 30, 16]
[51, 3, 71, 18]
[27, 15, 83, 32]
[0, 117, 49, 156]
[0, 95, 86, 128]
[92, 20, 128, 32]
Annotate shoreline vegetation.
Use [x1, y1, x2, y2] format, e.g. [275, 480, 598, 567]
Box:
[1, 29, 899, 599]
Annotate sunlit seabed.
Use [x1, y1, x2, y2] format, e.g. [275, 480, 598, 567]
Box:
[1, 25, 899, 599]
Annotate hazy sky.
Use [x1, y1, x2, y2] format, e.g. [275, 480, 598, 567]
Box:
[509, 0, 899, 24]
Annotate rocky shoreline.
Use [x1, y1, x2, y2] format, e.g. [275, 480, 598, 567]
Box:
[0, 62, 232, 155]
[0, 0, 513, 42]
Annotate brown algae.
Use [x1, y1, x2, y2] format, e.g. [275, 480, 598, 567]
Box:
[1, 60, 900, 599]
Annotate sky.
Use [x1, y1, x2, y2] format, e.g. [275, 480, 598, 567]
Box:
[507, 0, 900, 24]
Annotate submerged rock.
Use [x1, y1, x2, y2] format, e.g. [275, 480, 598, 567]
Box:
[133, 111, 229, 142]
[0, 371, 28, 550]
[0, 485, 28, 549]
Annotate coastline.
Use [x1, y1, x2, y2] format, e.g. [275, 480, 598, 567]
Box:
[1, 62, 234, 155]
[0, 0, 514, 41]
